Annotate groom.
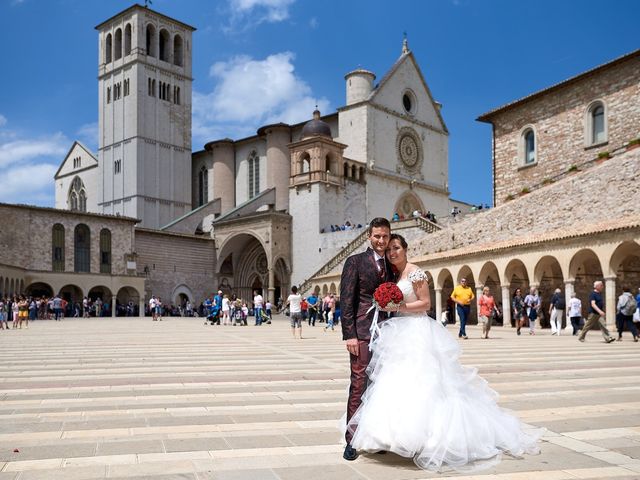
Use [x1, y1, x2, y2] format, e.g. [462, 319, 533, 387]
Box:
[340, 217, 393, 461]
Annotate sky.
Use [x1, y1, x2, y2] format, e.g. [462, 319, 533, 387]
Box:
[0, 0, 638, 208]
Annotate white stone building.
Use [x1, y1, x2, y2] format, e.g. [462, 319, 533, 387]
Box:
[55, 5, 462, 304]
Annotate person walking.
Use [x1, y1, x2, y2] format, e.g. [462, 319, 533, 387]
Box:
[523, 287, 541, 335]
[568, 293, 583, 336]
[549, 288, 566, 335]
[253, 290, 264, 326]
[615, 286, 639, 342]
[578, 281, 615, 343]
[286, 286, 303, 339]
[340, 217, 394, 461]
[512, 288, 526, 335]
[221, 294, 231, 325]
[451, 278, 474, 339]
[478, 286, 500, 339]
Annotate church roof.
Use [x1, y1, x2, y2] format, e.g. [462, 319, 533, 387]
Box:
[477, 48, 640, 122]
[300, 110, 332, 139]
[95, 4, 196, 31]
[54, 141, 98, 179]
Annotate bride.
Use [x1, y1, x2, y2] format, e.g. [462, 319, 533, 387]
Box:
[346, 234, 542, 472]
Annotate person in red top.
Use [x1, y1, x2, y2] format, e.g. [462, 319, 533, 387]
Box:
[478, 286, 500, 339]
[300, 297, 309, 325]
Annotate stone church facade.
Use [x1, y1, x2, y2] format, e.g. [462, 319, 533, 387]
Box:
[310, 49, 640, 329]
[49, 4, 461, 306]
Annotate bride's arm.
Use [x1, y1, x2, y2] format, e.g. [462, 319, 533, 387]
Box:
[397, 269, 431, 314]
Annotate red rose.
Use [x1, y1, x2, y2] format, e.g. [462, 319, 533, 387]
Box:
[373, 282, 403, 309]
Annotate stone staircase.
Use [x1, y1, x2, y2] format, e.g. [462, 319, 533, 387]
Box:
[299, 217, 440, 294]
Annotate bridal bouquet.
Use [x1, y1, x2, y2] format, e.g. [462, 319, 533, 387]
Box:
[373, 282, 404, 310]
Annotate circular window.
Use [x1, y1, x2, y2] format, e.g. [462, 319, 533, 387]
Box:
[403, 94, 412, 113]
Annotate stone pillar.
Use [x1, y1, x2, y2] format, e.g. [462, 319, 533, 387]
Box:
[604, 277, 616, 327]
[501, 285, 511, 328]
[265, 125, 291, 211]
[139, 299, 145, 319]
[564, 280, 575, 331]
[435, 288, 442, 323]
[209, 140, 235, 214]
[268, 268, 275, 305]
[111, 295, 117, 318]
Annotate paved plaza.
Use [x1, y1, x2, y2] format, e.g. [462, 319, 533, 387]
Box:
[1, 316, 640, 480]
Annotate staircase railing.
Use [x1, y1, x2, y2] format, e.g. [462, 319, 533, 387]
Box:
[298, 217, 442, 294]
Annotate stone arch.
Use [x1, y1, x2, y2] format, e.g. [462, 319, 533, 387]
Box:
[569, 248, 604, 313]
[313, 285, 321, 295]
[116, 286, 140, 316]
[114, 28, 122, 60]
[504, 258, 530, 294]
[478, 261, 501, 288]
[435, 268, 454, 323]
[59, 284, 83, 305]
[325, 152, 338, 175]
[273, 256, 290, 304]
[159, 28, 170, 62]
[534, 255, 565, 328]
[329, 282, 337, 294]
[217, 233, 269, 302]
[608, 241, 640, 298]
[172, 284, 194, 306]
[88, 286, 113, 317]
[173, 33, 183, 66]
[424, 270, 436, 317]
[105, 33, 112, 63]
[124, 23, 132, 56]
[25, 282, 54, 298]
[146, 24, 156, 57]
[456, 265, 477, 323]
[394, 190, 425, 218]
[322, 284, 328, 295]
[301, 151, 311, 174]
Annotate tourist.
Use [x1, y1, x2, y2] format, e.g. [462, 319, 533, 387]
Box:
[0, 298, 6, 330]
[253, 290, 264, 326]
[307, 292, 318, 326]
[301, 296, 309, 325]
[549, 288, 566, 335]
[286, 286, 303, 339]
[578, 281, 615, 343]
[451, 278, 474, 339]
[478, 286, 500, 339]
[615, 286, 638, 342]
[265, 300, 272, 320]
[568, 293, 582, 335]
[149, 296, 158, 321]
[52, 294, 63, 322]
[155, 297, 163, 321]
[221, 294, 230, 325]
[524, 287, 541, 335]
[512, 288, 526, 335]
[324, 294, 336, 331]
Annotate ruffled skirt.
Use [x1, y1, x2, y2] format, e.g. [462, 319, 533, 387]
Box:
[346, 315, 542, 472]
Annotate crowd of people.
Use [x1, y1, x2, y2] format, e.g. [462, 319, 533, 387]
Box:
[321, 221, 365, 233]
[283, 290, 340, 339]
[391, 210, 437, 223]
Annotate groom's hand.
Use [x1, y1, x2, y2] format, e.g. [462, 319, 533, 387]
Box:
[346, 338, 359, 356]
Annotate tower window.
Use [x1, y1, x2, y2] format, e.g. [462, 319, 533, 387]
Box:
[114, 159, 122, 174]
[124, 23, 132, 56]
[586, 101, 607, 145]
[522, 128, 536, 165]
[69, 176, 87, 212]
[74, 224, 91, 273]
[114, 28, 122, 60]
[159, 29, 170, 62]
[107, 87, 111, 104]
[198, 165, 208, 206]
[105, 33, 112, 63]
[146, 24, 156, 57]
[173, 34, 183, 66]
[124, 79, 130, 96]
[73, 156, 82, 169]
[248, 151, 260, 199]
[100, 228, 112, 274]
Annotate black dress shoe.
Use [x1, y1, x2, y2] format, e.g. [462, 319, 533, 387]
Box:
[376, 450, 387, 455]
[343, 444, 358, 461]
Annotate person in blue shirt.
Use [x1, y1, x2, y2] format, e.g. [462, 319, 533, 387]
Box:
[307, 293, 318, 326]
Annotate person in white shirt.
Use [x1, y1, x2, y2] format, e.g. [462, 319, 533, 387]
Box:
[568, 293, 582, 336]
[221, 295, 231, 325]
[286, 286, 303, 339]
[149, 296, 157, 321]
[253, 291, 264, 326]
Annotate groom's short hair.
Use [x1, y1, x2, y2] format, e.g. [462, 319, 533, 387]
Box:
[368, 217, 391, 235]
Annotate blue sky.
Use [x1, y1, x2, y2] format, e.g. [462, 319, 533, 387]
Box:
[0, 0, 638, 207]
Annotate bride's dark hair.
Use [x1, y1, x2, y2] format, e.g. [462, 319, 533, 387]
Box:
[389, 233, 408, 249]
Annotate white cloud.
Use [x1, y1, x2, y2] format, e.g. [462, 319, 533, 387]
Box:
[225, 0, 295, 31]
[192, 52, 330, 146]
[0, 133, 68, 169]
[0, 162, 57, 205]
[0, 114, 7, 127]
[76, 122, 98, 151]
[309, 17, 319, 29]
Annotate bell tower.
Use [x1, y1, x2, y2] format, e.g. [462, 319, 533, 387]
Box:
[95, 5, 195, 228]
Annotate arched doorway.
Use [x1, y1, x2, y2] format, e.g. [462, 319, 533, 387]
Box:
[88, 286, 113, 317]
[504, 259, 530, 327]
[116, 286, 140, 316]
[25, 282, 54, 298]
[437, 269, 454, 323]
[217, 233, 269, 303]
[609, 241, 640, 299]
[59, 284, 83, 316]
[569, 249, 604, 325]
[457, 265, 477, 324]
[534, 255, 565, 328]
[394, 190, 425, 219]
[273, 257, 290, 305]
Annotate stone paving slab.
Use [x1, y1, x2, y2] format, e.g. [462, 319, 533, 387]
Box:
[1, 317, 640, 479]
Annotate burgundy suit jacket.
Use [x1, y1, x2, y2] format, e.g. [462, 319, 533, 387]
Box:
[340, 247, 395, 341]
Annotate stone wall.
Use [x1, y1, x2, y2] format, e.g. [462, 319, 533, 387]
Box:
[488, 53, 640, 206]
[0, 204, 137, 275]
[409, 148, 640, 259]
[135, 229, 215, 305]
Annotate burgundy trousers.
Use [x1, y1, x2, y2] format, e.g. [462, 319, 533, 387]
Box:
[345, 339, 372, 444]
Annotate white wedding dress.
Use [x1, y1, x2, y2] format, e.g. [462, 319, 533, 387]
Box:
[346, 278, 542, 472]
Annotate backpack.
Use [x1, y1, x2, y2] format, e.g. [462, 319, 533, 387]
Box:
[622, 295, 637, 316]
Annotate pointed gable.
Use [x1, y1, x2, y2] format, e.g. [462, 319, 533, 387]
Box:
[54, 141, 98, 179]
[368, 52, 448, 133]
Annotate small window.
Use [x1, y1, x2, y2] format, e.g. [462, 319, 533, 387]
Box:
[74, 224, 91, 273]
[524, 129, 536, 165]
[198, 166, 208, 206]
[105, 33, 112, 63]
[402, 90, 416, 114]
[248, 151, 260, 199]
[107, 87, 111, 104]
[591, 104, 606, 144]
[114, 28, 122, 60]
[403, 94, 412, 112]
[173, 34, 183, 66]
[146, 24, 156, 57]
[52, 224, 65, 272]
[124, 24, 132, 56]
[100, 229, 112, 274]
[159, 29, 170, 62]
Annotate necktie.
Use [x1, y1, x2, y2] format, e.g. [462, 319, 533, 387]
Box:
[377, 258, 386, 278]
